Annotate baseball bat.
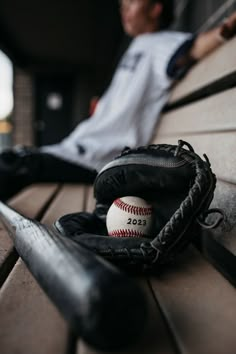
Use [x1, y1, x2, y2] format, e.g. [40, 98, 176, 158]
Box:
[0, 201, 147, 351]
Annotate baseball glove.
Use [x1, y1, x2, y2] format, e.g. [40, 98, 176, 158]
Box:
[55, 140, 224, 270]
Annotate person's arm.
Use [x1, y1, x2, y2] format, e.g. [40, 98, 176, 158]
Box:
[190, 11, 236, 61]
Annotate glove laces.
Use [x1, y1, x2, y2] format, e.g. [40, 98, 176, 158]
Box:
[197, 208, 225, 229]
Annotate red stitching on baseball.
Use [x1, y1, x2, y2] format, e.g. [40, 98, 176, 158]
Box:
[114, 198, 152, 215]
[109, 229, 144, 237]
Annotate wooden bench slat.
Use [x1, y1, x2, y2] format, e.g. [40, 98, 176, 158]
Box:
[8, 183, 60, 219]
[169, 37, 236, 104]
[210, 180, 236, 255]
[199, 180, 236, 285]
[84, 186, 96, 212]
[0, 223, 15, 276]
[0, 183, 69, 354]
[202, 231, 236, 287]
[0, 184, 93, 354]
[157, 87, 236, 136]
[153, 133, 236, 184]
[0, 260, 69, 354]
[149, 247, 236, 354]
[42, 184, 86, 226]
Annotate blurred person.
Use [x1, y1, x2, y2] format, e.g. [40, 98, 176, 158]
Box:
[1, 0, 236, 200]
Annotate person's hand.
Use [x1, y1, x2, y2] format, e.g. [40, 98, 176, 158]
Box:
[220, 12, 236, 40]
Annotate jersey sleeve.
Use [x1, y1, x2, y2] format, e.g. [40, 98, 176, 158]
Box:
[166, 34, 197, 80]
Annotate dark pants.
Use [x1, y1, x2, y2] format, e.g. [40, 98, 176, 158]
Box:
[0, 147, 97, 201]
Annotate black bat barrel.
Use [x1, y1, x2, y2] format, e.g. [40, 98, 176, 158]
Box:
[0, 201, 147, 351]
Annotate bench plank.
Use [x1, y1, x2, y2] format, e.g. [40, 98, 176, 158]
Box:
[42, 184, 86, 225]
[200, 180, 236, 285]
[153, 133, 236, 184]
[149, 246, 236, 354]
[0, 222, 16, 287]
[169, 37, 236, 103]
[0, 185, 69, 354]
[0, 260, 68, 354]
[0, 184, 86, 354]
[8, 183, 60, 219]
[157, 87, 236, 136]
[84, 186, 96, 212]
[210, 180, 236, 255]
[0, 184, 93, 354]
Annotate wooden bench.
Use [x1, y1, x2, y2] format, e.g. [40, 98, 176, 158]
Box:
[0, 37, 236, 354]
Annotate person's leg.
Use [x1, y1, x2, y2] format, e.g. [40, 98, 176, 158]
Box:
[37, 153, 97, 183]
[0, 146, 97, 201]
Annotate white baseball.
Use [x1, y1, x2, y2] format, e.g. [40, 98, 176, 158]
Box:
[106, 196, 153, 238]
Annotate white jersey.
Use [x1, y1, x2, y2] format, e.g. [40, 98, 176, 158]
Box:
[41, 31, 193, 171]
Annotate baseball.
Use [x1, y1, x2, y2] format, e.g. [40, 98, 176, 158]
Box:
[106, 196, 153, 238]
